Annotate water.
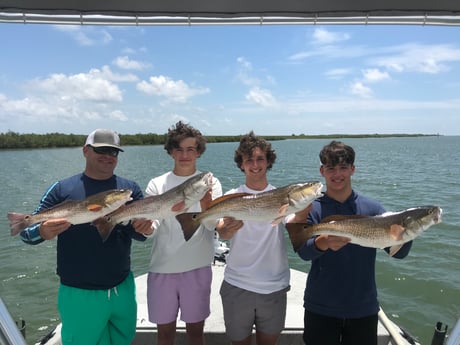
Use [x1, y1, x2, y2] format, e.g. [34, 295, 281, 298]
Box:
[1, 136, 459, 344]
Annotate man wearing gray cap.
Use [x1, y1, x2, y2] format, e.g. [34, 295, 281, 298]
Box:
[20, 129, 153, 345]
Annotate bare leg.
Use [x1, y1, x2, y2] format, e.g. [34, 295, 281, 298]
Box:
[186, 320, 206, 345]
[231, 335, 253, 345]
[255, 330, 280, 345]
[157, 321, 176, 345]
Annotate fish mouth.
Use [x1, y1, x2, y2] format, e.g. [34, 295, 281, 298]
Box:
[316, 182, 324, 194]
[435, 207, 443, 223]
[311, 182, 324, 197]
[205, 172, 215, 186]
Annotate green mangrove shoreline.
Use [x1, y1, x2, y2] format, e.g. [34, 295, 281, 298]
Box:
[0, 131, 440, 150]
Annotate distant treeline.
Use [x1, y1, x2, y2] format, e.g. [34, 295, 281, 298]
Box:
[0, 131, 439, 150]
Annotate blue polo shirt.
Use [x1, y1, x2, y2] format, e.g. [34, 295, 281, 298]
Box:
[20, 173, 146, 290]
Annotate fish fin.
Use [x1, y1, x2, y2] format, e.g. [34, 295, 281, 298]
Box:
[389, 224, 405, 241]
[271, 216, 285, 226]
[176, 213, 202, 241]
[278, 203, 289, 216]
[7, 212, 29, 236]
[285, 223, 311, 252]
[171, 200, 187, 213]
[388, 245, 403, 257]
[92, 217, 116, 242]
[271, 204, 290, 225]
[207, 193, 252, 208]
[87, 204, 103, 212]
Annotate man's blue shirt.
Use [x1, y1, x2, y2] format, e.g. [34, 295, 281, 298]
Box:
[20, 173, 146, 290]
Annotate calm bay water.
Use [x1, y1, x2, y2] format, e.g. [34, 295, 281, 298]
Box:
[1, 136, 459, 344]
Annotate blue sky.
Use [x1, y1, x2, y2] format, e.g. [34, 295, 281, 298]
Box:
[0, 23, 459, 136]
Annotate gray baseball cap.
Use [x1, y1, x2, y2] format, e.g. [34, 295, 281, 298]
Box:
[85, 129, 124, 151]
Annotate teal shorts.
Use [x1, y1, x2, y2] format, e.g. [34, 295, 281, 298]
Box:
[58, 272, 137, 345]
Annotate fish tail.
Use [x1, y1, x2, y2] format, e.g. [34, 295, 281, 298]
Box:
[285, 223, 311, 252]
[92, 217, 116, 242]
[176, 213, 201, 241]
[7, 212, 29, 236]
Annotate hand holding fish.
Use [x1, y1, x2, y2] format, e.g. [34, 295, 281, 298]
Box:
[177, 181, 323, 241]
[8, 189, 133, 238]
[285, 206, 442, 256]
[200, 188, 213, 211]
[315, 235, 351, 252]
[92, 172, 214, 241]
[131, 218, 155, 237]
[39, 218, 72, 240]
[216, 217, 244, 240]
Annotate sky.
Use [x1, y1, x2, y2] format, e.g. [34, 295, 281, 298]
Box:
[0, 23, 459, 136]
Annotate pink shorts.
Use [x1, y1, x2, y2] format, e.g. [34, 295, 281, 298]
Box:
[147, 266, 212, 324]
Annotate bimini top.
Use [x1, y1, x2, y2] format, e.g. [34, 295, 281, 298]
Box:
[0, 0, 460, 26]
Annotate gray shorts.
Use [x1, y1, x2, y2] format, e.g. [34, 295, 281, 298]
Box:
[220, 280, 289, 341]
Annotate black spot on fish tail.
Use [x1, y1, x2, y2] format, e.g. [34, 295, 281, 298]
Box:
[285, 223, 312, 252]
[176, 213, 201, 241]
[92, 217, 116, 242]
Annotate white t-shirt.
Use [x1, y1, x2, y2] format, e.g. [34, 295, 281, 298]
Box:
[145, 171, 223, 273]
[224, 184, 290, 294]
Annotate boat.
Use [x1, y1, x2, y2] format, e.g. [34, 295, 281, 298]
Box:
[1, 0, 460, 26]
[131, 262, 421, 345]
[1, 237, 458, 345]
[0, 297, 27, 345]
[31, 267, 420, 345]
[0, 6, 458, 345]
[29, 238, 420, 345]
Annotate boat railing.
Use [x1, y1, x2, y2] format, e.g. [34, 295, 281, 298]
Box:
[445, 318, 460, 345]
[0, 297, 27, 345]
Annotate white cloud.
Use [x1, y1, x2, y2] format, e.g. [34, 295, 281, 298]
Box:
[109, 110, 129, 121]
[113, 56, 151, 71]
[136, 75, 209, 103]
[0, 69, 131, 127]
[0, 94, 106, 123]
[373, 43, 460, 74]
[246, 87, 277, 107]
[325, 68, 352, 79]
[236, 56, 260, 87]
[362, 68, 390, 83]
[350, 82, 374, 99]
[90, 66, 139, 83]
[27, 72, 123, 102]
[312, 28, 351, 45]
[237, 57, 252, 70]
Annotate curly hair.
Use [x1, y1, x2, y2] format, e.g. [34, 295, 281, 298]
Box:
[319, 140, 355, 166]
[234, 131, 276, 172]
[164, 121, 207, 155]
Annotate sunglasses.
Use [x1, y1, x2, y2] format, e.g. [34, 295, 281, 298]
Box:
[90, 146, 120, 157]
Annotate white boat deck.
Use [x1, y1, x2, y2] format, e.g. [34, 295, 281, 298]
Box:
[29, 262, 418, 345]
[132, 263, 401, 345]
